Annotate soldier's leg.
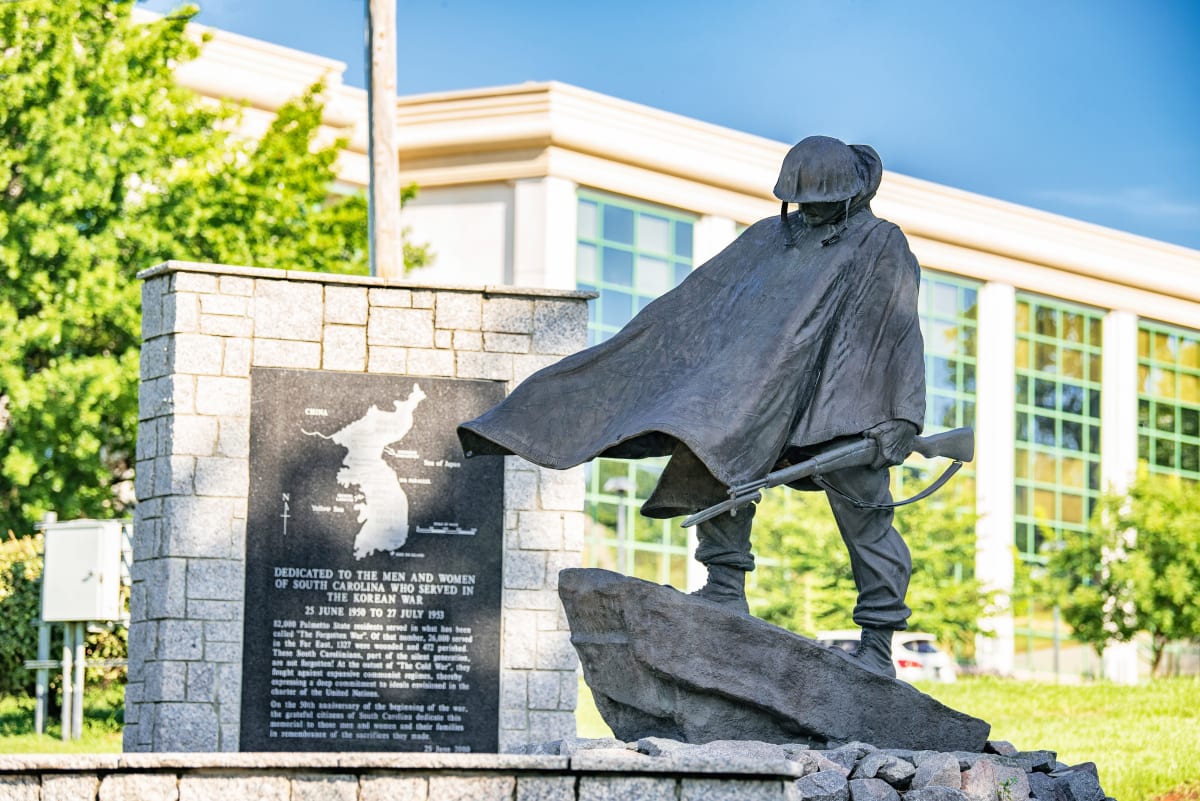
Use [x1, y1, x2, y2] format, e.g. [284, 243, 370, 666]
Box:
[691, 504, 756, 613]
[821, 464, 912, 630]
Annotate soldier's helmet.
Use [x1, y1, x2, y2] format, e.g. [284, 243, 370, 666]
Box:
[773, 136, 868, 204]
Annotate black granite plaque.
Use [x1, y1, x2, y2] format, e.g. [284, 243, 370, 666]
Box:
[240, 368, 504, 752]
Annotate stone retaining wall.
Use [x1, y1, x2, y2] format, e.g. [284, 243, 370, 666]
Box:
[0, 753, 799, 801]
[128, 262, 592, 752]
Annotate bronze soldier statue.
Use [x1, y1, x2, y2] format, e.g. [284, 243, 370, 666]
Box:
[459, 136, 928, 678]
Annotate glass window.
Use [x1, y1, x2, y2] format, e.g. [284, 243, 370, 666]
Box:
[1138, 319, 1200, 483]
[1014, 295, 1105, 563]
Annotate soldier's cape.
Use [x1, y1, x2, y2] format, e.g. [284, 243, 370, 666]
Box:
[457, 163, 925, 518]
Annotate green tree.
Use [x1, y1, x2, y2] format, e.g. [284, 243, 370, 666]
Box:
[1045, 469, 1200, 676]
[750, 475, 990, 660]
[0, 1, 428, 536]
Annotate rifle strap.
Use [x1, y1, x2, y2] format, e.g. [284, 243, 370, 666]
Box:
[811, 460, 963, 510]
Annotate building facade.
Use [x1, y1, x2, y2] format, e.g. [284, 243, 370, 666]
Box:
[172, 19, 1200, 678]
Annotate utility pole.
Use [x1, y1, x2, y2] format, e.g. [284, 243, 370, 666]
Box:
[365, 0, 402, 277]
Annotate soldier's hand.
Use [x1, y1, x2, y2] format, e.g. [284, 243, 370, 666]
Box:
[865, 419, 918, 469]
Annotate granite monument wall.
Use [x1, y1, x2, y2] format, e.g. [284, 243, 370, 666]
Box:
[126, 261, 589, 752]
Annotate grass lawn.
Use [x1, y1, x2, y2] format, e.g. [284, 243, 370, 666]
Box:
[0, 684, 123, 754]
[578, 675, 1200, 801]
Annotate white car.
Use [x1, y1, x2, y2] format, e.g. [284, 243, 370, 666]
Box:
[815, 630, 958, 683]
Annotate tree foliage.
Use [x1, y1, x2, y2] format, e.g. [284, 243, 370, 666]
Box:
[750, 474, 990, 660]
[1045, 469, 1200, 676]
[0, 1, 428, 536]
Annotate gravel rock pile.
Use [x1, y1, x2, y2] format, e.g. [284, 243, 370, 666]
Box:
[515, 736, 1113, 801]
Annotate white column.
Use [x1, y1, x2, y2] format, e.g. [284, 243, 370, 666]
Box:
[512, 176, 579, 290]
[693, 214, 738, 266]
[1100, 309, 1140, 683]
[974, 282, 1016, 674]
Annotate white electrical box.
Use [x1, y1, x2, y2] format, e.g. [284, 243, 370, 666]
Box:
[41, 519, 128, 622]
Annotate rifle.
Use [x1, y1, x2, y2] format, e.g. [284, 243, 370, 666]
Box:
[681, 426, 975, 528]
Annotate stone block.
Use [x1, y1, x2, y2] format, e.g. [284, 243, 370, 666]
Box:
[535, 632, 577, 670]
[559, 669, 579, 709]
[136, 420, 159, 461]
[682, 779, 787, 801]
[485, 332, 532, 353]
[407, 348, 455, 377]
[255, 280, 323, 340]
[186, 599, 240, 621]
[163, 290, 199, 334]
[456, 350, 513, 381]
[563, 513, 584, 552]
[325, 285, 369, 323]
[579, 776, 677, 801]
[143, 283, 165, 340]
[435, 329, 453, 348]
[187, 661, 215, 702]
[904, 789, 970, 801]
[913, 754, 964, 790]
[533, 300, 587, 355]
[359, 776, 428, 801]
[205, 639, 242, 664]
[539, 466, 585, 511]
[222, 338, 252, 376]
[428, 776, 515, 801]
[454, 330, 483, 350]
[322, 325, 367, 371]
[848, 778, 900, 801]
[500, 706, 528, 731]
[216, 418, 249, 458]
[151, 455, 192, 496]
[992, 765, 1030, 801]
[528, 670, 561, 710]
[98, 773, 179, 801]
[157, 619, 204, 660]
[174, 272, 220, 293]
[193, 456, 247, 497]
[504, 468, 539, 510]
[141, 338, 171, 380]
[505, 549, 547, 590]
[154, 702, 219, 751]
[144, 660, 187, 701]
[412, 289, 435, 308]
[200, 314, 253, 338]
[435, 291, 482, 330]
[43, 773, 100, 801]
[484, 297, 534, 333]
[134, 459, 156, 503]
[504, 589, 561, 611]
[219, 275, 254, 296]
[501, 671, 528, 709]
[161, 496, 236, 558]
[368, 287, 412, 308]
[367, 345, 407, 374]
[503, 610, 539, 669]
[171, 333, 225, 375]
[145, 558, 188, 619]
[139, 376, 195, 422]
[204, 620, 241, 643]
[368, 307, 433, 347]
[517, 775, 574, 801]
[252, 338, 321, 368]
[518, 511, 564, 550]
[194, 376, 250, 417]
[199, 292, 249, 317]
[166, 415, 219, 456]
[1048, 764, 1104, 801]
[291, 774, 358, 801]
[178, 774, 288, 801]
[796, 772, 850, 801]
[187, 559, 243, 601]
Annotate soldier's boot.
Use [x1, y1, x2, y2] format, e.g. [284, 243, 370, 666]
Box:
[690, 564, 749, 614]
[852, 626, 897, 678]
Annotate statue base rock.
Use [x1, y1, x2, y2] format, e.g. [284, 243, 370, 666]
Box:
[558, 568, 990, 752]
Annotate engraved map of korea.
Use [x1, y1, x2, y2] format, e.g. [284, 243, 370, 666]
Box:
[302, 383, 427, 559]
[245, 369, 504, 569]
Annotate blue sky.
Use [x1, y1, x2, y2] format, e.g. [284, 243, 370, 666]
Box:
[140, 0, 1200, 251]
